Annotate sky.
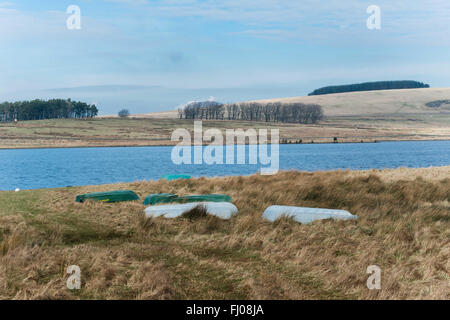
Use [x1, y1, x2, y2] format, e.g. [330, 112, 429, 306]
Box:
[1, 0, 450, 115]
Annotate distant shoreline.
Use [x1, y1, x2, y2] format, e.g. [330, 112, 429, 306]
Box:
[1, 138, 450, 151]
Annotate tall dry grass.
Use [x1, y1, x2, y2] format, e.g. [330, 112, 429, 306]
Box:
[0, 167, 449, 299]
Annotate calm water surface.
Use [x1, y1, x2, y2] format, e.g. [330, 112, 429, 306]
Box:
[0, 140, 449, 190]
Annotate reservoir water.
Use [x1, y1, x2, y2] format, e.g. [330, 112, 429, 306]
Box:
[0, 140, 449, 190]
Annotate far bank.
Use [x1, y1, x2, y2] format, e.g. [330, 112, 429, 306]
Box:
[1, 115, 449, 149]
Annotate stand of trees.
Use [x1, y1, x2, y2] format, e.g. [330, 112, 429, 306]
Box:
[0, 99, 98, 122]
[118, 109, 130, 117]
[179, 101, 324, 124]
[179, 101, 225, 120]
[308, 80, 430, 96]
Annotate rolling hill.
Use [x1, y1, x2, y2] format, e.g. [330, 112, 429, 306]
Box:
[252, 87, 450, 116]
[137, 87, 450, 118]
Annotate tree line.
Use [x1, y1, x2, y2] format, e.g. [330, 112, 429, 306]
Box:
[0, 99, 98, 122]
[308, 80, 430, 96]
[179, 101, 324, 124]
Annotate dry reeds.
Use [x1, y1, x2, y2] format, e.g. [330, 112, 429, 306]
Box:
[0, 167, 449, 299]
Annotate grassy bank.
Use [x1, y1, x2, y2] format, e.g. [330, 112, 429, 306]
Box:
[0, 167, 449, 299]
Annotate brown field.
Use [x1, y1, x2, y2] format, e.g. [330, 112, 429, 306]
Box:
[138, 88, 450, 117]
[253, 87, 450, 116]
[0, 113, 449, 149]
[1, 88, 449, 149]
[0, 166, 449, 299]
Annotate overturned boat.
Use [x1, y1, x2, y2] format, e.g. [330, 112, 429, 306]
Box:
[143, 193, 178, 205]
[176, 194, 232, 203]
[161, 174, 191, 181]
[76, 190, 140, 203]
[262, 205, 357, 224]
[143, 193, 232, 205]
[144, 202, 238, 220]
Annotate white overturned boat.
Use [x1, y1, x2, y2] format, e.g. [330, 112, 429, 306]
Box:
[144, 202, 238, 220]
[262, 205, 357, 224]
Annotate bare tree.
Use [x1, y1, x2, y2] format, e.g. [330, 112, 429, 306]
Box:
[179, 100, 324, 124]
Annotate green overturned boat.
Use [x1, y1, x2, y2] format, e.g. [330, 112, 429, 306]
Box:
[176, 194, 232, 203]
[161, 174, 191, 181]
[143, 193, 178, 205]
[76, 190, 140, 203]
[143, 193, 232, 205]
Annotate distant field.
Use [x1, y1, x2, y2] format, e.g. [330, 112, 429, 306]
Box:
[137, 87, 450, 117]
[0, 166, 448, 299]
[0, 88, 449, 149]
[1, 115, 449, 149]
[253, 87, 450, 116]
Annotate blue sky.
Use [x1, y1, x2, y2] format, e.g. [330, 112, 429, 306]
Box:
[1, 0, 450, 114]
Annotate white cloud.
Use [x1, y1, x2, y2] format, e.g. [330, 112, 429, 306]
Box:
[146, 0, 450, 45]
[1, 0, 449, 104]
